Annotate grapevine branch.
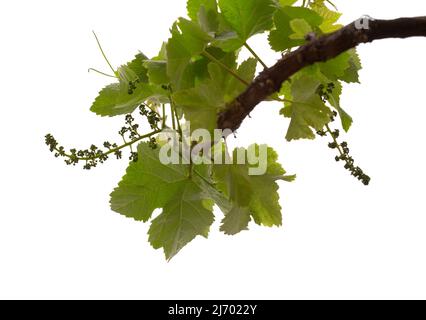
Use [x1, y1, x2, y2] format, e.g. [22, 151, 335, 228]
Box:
[218, 16, 426, 132]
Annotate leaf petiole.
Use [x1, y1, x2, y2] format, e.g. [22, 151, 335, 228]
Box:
[202, 50, 250, 86]
[162, 104, 167, 129]
[244, 42, 268, 69]
[170, 102, 177, 130]
[173, 107, 182, 136]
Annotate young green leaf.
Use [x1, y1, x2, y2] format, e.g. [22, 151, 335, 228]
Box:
[319, 52, 351, 80]
[281, 74, 332, 140]
[269, 6, 323, 51]
[340, 49, 362, 83]
[309, 0, 342, 33]
[166, 18, 212, 90]
[214, 144, 294, 234]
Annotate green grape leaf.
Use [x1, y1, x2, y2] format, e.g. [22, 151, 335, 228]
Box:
[117, 65, 138, 84]
[173, 55, 211, 91]
[221, 57, 257, 102]
[214, 144, 294, 233]
[319, 52, 351, 80]
[286, 65, 355, 132]
[202, 51, 238, 95]
[281, 74, 332, 140]
[166, 18, 212, 90]
[218, 0, 276, 45]
[143, 43, 170, 85]
[148, 180, 214, 260]
[248, 145, 289, 227]
[176, 18, 213, 54]
[327, 81, 353, 132]
[173, 57, 256, 132]
[269, 6, 323, 52]
[110, 143, 188, 221]
[111, 143, 217, 260]
[173, 79, 224, 132]
[144, 60, 169, 85]
[318, 49, 361, 84]
[166, 34, 191, 91]
[340, 49, 362, 83]
[90, 82, 167, 117]
[172, 57, 230, 132]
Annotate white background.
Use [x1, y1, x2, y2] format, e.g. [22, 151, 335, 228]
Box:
[0, 0, 425, 299]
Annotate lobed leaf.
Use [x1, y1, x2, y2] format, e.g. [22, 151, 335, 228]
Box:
[90, 83, 167, 117]
[111, 143, 217, 260]
[269, 6, 323, 52]
[214, 144, 294, 233]
[166, 19, 212, 90]
[281, 74, 332, 140]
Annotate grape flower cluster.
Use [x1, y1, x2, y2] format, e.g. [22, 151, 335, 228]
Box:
[45, 104, 160, 170]
[317, 83, 371, 185]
